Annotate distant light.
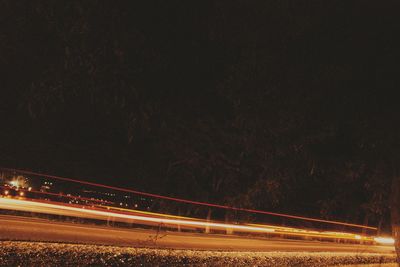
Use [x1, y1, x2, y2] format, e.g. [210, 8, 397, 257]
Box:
[354, 235, 361, 240]
[10, 180, 20, 188]
[28, 187, 32, 191]
[19, 191, 24, 197]
[4, 190, 9, 195]
[374, 237, 395, 245]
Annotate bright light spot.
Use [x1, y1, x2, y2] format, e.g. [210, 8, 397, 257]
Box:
[19, 191, 25, 197]
[354, 235, 361, 240]
[4, 190, 9, 195]
[10, 180, 20, 188]
[28, 187, 32, 191]
[374, 237, 395, 245]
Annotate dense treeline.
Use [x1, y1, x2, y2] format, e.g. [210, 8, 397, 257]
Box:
[0, 1, 399, 248]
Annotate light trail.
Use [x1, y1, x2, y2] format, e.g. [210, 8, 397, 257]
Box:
[374, 237, 395, 245]
[99, 205, 205, 221]
[100, 206, 374, 242]
[0, 197, 275, 234]
[248, 223, 374, 242]
[0, 167, 377, 230]
[0, 215, 395, 254]
[0, 197, 394, 245]
[0, 186, 114, 205]
[111, 206, 384, 243]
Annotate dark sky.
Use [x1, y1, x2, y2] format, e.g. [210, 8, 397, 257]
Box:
[0, 1, 399, 225]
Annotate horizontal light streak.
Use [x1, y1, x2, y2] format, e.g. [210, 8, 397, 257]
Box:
[0, 198, 275, 233]
[103, 208, 376, 242]
[247, 223, 374, 242]
[0, 167, 377, 230]
[99, 205, 204, 221]
[374, 237, 395, 245]
[0, 197, 393, 246]
[0, 186, 113, 204]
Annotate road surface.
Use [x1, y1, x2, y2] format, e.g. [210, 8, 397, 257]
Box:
[0, 215, 395, 254]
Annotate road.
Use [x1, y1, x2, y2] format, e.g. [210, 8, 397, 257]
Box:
[0, 215, 395, 254]
[0, 197, 396, 253]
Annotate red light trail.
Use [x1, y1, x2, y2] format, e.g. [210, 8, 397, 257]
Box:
[0, 167, 377, 230]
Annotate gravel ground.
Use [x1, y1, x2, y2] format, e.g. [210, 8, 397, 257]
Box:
[0, 241, 396, 266]
[337, 264, 398, 267]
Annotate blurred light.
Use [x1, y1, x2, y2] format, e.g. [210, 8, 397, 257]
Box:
[10, 180, 20, 188]
[248, 223, 372, 242]
[4, 190, 9, 195]
[19, 191, 25, 197]
[28, 187, 32, 191]
[374, 237, 395, 245]
[0, 198, 276, 234]
[4, 167, 375, 230]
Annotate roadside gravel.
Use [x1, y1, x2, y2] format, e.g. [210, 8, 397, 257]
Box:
[0, 241, 396, 266]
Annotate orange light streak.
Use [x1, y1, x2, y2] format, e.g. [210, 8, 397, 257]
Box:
[0, 168, 377, 230]
[0, 198, 388, 244]
[0, 198, 275, 233]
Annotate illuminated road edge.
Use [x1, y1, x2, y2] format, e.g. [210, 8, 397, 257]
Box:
[0, 197, 395, 247]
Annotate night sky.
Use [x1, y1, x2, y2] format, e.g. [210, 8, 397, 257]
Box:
[0, 1, 399, 228]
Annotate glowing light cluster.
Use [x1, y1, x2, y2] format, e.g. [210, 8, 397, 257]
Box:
[9, 180, 20, 188]
[374, 237, 395, 245]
